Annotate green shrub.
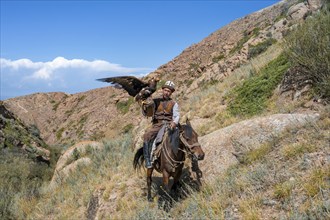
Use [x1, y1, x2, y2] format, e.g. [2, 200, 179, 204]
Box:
[116, 97, 134, 114]
[121, 123, 134, 134]
[230, 28, 260, 55]
[230, 34, 251, 55]
[242, 144, 272, 164]
[284, 9, 330, 101]
[281, 143, 316, 159]
[56, 127, 65, 140]
[227, 53, 290, 116]
[212, 54, 225, 63]
[248, 38, 277, 59]
[52, 102, 60, 111]
[157, 80, 166, 90]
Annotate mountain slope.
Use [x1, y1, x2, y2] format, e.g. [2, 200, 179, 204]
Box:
[3, 0, 323, 147]
[0, 101, 49, 162]
[2, 0, 329, 219]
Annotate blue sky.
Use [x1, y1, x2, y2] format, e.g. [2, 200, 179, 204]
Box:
[0, 0, 279, 100]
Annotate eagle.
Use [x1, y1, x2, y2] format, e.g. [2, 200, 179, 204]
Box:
[96, 76, 159, 102]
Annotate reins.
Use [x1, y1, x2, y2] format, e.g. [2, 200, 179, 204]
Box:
[179, 133, 201, 150]
[161, 129, 199, 169]
[162, 139, 185, 169]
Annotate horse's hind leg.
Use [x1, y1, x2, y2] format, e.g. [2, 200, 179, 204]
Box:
[147, 168, 153, 202]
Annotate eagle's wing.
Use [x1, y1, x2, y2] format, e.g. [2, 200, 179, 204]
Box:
[96, 76, 148, 97]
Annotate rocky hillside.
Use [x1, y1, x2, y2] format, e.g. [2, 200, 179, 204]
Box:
[2, 0, 324, 147]
[2, 87, 143, 146]
[150, 0, 324, 95]
[0, 101, 50, 162]
[1, 0, 329, 219]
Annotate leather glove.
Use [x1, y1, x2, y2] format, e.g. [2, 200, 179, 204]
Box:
[170, 121, 177, 130]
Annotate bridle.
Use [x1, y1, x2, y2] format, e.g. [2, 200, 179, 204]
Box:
[179, 133, 201, 151]
[161, 128, 200, 169]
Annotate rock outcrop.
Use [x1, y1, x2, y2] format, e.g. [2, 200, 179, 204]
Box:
[0, 101, 50, 163]
[198, 113, 320, 179]
[49, 140, 103, 189]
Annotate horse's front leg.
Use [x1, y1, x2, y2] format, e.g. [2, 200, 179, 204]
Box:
[171, 166, 183, 193]
[161, 170, 173, 211]
[162, 170, 170, 194]
[147, 168, 153, 202]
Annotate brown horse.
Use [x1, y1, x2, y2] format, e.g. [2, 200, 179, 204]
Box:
[133, 119, 205, 202]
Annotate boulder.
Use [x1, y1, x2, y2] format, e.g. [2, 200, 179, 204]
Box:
[308, 0, 323, 10]
[49, 140, 103, 189]
[287, 2, 309, 21]
[198, 113, 320, 180]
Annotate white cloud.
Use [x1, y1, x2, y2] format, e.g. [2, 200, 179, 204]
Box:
[1, 58, 43, 70]
[1, 57, 152, 80]
[0, 57, 154, 99]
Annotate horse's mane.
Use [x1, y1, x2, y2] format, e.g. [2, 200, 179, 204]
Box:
[183, 123, 193, 140]
[169, 128, 180, 154]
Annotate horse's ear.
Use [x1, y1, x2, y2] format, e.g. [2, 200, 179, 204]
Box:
[186, 118, 191, 126]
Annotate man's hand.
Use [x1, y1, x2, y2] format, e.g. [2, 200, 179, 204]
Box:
[170, 121, 177, 130]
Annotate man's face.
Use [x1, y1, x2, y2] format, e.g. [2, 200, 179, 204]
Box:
[162, 88, 172, 99]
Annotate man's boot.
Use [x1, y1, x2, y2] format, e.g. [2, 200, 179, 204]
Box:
[143, 141, 152, 168]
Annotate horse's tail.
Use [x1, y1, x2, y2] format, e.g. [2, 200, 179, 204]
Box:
[133, 147, 144, 170]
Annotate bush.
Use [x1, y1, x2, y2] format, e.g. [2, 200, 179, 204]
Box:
[230, 28, 260, 55]
[116, 97, 134, 114]
[212, 54, 225, 63]
[284, 9, 330, 101]
[121, 123, 134, 134]
[248, 38, 277, 59]
[227, 53, 290, 117]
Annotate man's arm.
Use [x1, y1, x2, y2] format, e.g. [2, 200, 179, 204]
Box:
[171, 102, 180, 128]
[141, 97, 155, 117]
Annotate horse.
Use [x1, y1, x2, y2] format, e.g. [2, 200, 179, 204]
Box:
[133, 119, 205, 202]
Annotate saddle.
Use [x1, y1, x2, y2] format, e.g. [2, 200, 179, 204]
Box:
[150, 125, 180, 164]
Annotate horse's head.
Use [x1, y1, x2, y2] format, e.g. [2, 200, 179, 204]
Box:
[179, 119, 205, 160]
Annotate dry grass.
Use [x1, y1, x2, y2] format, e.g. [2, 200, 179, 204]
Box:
[12, 82, 329, 220]
[8, 23, 330, 219]
[303, 166, 330, 197]
[181, 44, 283, 135]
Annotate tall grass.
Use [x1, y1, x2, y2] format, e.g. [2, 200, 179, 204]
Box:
[19, 134, 134, 219]
[0, 153, 52, 219]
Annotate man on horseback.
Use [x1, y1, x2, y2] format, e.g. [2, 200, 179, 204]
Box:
[141, 80, 180, 168]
